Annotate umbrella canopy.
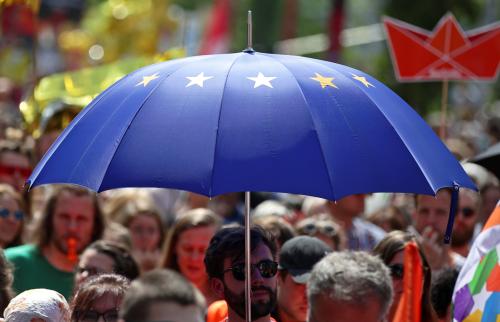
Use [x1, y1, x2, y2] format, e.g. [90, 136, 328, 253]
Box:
[27, 51, 476, 199]
[469, 142, 500, 180]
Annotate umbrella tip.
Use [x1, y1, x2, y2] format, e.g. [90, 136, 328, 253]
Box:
[245, 10, 254, 53]
[23, 180, 31, 193]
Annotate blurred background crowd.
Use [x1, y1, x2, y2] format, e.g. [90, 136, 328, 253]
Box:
[0, 0, 498, 322]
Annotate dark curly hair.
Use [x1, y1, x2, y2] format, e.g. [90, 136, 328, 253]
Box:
[204, 225, 277, 279]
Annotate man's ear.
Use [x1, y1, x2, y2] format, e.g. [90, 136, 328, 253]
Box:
[210, 277, 225, 298]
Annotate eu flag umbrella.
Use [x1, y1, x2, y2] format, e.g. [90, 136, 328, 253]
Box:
[27, 50, 475, 198]
[26, 14, 475, 322]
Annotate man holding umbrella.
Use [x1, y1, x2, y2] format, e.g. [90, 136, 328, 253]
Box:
[205, 226, 278, 322]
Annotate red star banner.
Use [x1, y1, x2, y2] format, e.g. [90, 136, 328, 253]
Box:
[383, 13, 500, 81]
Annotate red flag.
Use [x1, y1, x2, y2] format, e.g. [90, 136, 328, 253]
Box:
[199, 0, 231, 55]
[384, 13, 500, 81]
[393, 242, 423, 322]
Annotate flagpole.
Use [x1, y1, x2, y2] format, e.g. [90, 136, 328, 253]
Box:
[439, 79, 449, 140]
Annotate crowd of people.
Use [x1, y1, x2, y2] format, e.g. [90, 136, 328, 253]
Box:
[0, 144, 496, 321]
[0, 74, 498, 321]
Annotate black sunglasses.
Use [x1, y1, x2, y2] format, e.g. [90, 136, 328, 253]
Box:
[76, 309, 118, 322]
[389, 263, 404, 279]
[224, 259, 278, 281]
[459, 207, 475, 218]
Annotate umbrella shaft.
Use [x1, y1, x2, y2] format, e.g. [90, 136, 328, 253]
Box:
[245, 191, 252, 322]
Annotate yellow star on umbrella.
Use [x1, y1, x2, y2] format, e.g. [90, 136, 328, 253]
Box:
[351, 74, 374, 88]
[310, 73, 338, 89]
[136, 73, 160, 87]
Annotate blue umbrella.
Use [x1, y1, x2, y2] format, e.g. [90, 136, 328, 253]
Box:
[27, 51, 475, 199]
[26, 18, 475, 320]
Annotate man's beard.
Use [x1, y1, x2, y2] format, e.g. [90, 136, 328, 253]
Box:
[451, 226, 474, 247]
[224, 284, 277, 321]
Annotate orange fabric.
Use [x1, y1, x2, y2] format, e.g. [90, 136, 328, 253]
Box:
[392, 241, 423, 322]
[206, 300, 228, 322]
[206, 300, 277, 322]
[482, 205, 500, 231]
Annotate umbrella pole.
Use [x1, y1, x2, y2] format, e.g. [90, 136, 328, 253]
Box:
[245, 191, 252, 322]
[244, 14, 253, 321]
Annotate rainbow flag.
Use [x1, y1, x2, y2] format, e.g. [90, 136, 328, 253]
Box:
[453, 204, 500, 321]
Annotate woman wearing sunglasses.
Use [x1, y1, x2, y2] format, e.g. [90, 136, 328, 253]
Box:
[0, 184, 26, 249]
[71, 273, 129, 322]
[372, 230, 438, 322]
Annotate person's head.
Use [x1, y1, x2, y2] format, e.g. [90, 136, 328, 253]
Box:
[372, 230, 434, 322]
[119, 269, 206, 322]
[32, 185, 105, 255]
[0, 139, 31, 191]
[71, 274, 130, 322]
[307, 251, 392, 322]
[252, 215, 296, 250]
[366, 205, 410, 232]
[327, 194, 366, 222]
[295, 216, 345, 250]
[431, 268, 459, 322]
[277, 236, 332, 322]
[75, 240, 139, 288]
[4, 289, 70, 322]
[108, 192, 165, 252]
[253, 200, 293, 220]
[205, 226, 278, 321]
[451, 189, 480, 250]
[480, 183, 500, 223]
[0, 249, 14, 318]
[413, 189, 452, 239]
[161, 208, 221, 286]
[0, 183, 25, 248]
[209, 193, 242, 219]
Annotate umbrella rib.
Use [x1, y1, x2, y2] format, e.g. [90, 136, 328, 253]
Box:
[30, 77, 124, 188]
[94, 61, 200, 191]
[323, 63, 437, 193]
[264, 54, 338, 200]
[208, 53, 242, 197]
[298, 56, 441, 193]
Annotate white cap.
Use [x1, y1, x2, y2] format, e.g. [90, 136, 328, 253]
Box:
[4, 289, 70, 322]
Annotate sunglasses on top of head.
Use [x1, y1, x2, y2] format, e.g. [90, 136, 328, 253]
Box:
[223, 259, 278, 281]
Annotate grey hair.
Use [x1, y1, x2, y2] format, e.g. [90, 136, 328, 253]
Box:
[307, 251, 393, 319]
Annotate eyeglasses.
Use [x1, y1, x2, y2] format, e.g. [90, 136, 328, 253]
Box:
[389, 263, 404, 279]
[75, 266, 107, 277]
[459, 207, 475, 218]
[76, 309, 119, 322]
[223, 259, 278, 281]
[0, 165, 31, 178]
[0, 208, 24, 221]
